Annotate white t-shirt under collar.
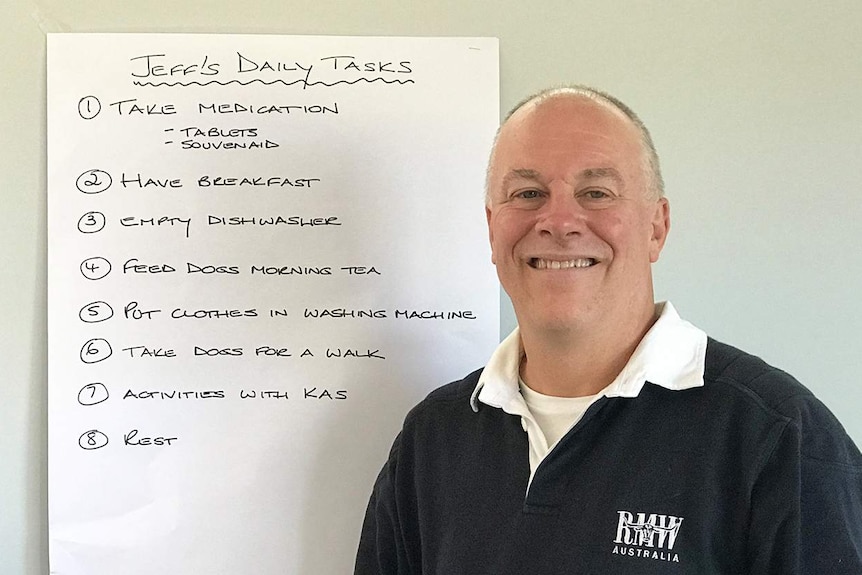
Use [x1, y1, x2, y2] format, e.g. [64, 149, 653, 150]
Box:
[469, 302, 708, 480]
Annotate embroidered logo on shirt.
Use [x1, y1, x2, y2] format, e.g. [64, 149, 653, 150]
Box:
[611, 510, 683, 563]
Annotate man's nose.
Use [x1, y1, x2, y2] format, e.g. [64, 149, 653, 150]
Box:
[535, 192, 585, 239]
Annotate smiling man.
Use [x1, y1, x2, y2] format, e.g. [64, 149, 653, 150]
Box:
[355, 86, 862, 574]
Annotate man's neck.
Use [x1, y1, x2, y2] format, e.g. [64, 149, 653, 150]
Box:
[518, 304, 658, 398]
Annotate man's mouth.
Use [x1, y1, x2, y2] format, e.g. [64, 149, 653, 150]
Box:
[528, 258, 597, 270]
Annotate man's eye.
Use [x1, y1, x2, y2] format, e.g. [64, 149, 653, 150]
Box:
[515, 189, 541, 199]
[583, 189, 609, 199]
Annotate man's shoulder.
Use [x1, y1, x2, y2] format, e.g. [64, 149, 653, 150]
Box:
[704, 338, 861, 465]
[394, 367, 522, 457]
[403, 367, 484, 422]
[704, 337, 814, 409]
[424, 367, 484, 402]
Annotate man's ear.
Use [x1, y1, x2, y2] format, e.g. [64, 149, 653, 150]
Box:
[486, 205, 496, 265]
[649, 197, 670, 263]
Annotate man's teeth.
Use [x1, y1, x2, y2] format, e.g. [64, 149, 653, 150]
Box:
[531, 258, 596, 269]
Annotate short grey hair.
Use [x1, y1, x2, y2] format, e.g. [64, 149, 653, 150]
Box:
[485, 85, 665, 204]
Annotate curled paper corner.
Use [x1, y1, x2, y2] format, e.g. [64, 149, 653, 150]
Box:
[31, 6, 72, 34]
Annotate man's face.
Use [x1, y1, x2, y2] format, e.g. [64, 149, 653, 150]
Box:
[485, 96, 669, 335]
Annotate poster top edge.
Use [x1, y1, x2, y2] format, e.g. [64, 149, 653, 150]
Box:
[46, 32, 499, 44]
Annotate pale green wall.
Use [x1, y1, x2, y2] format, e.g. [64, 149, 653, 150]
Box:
[3, 1, 861, 573]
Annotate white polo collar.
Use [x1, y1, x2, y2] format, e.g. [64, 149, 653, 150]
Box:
[470, 301, 707, 413]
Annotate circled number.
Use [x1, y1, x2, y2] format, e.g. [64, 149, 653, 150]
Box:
[78, 96, 102, 120]
[77, 211, 106, 233]
[78, 383, 109, 406]
[78, 429, 109, 450]
[80, 338, 112, 364]
[78, 301, 113, 323]
[76, 169, 112, 194]
[80, 257, 111, 280]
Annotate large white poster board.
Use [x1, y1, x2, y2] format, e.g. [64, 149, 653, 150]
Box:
[47, 33, 499, 575]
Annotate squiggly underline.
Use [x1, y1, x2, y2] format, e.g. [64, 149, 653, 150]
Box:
[132, 77, 415, 88]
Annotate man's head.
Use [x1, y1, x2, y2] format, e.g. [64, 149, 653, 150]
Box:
[486, 86, 665, 203]
[485, 86, 670, 337]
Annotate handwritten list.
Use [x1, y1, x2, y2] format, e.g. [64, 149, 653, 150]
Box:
[48, 33, 499, 575]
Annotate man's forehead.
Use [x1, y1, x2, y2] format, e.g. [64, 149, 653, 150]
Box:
[501, 94, 638, 143]
[491, 95, 645, 172]
[502, 166, 624, 186]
